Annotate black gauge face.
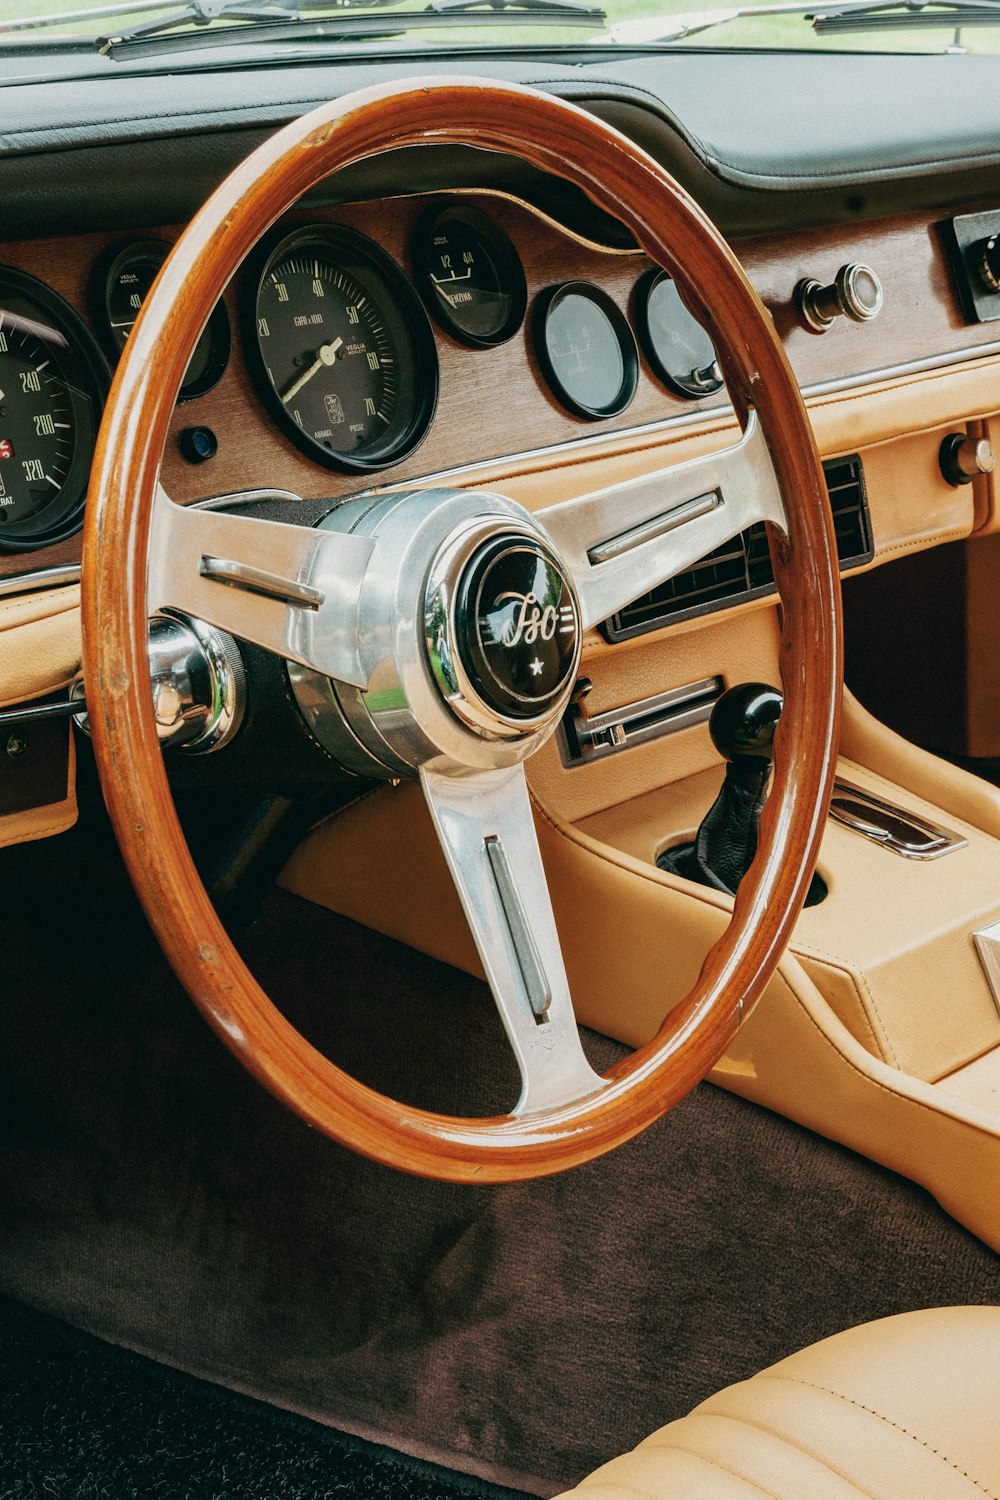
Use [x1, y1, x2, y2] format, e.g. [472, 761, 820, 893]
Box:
[635, 269, 724, 401]
[412, 204, 526, 348]
[534, 282, 638, 421]
[95, 238, 231, 402]
[245, 224, 438, 474]
[0, 268, 108, 553]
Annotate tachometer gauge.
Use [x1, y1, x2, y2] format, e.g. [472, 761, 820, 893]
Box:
[0, 267, 108, 553]
[634, 269, 724, 401]
[245, 224, 438, 474]
[94, 238, 231, 401]
[535, 281, 638, 420]
[411, 204, 526, 348]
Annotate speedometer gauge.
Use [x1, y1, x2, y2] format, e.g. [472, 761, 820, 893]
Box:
[245, 224, 438, 474]
[0, 267, 108, 553]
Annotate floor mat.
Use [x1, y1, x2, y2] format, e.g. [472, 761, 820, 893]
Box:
[2, 823, 1000, 1495]
[0, 1296, 529, 1500]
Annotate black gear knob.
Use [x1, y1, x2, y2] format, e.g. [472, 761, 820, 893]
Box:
[659, 680, 824, 905]
[709, 683, 783, 765]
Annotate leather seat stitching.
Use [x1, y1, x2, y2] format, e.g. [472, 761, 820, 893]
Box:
[643, 1436, 782, 1497]
[572, 1476, 680, 1499]
[687, 1409, 878, 1499]
[760, 1374, 1000, 1499]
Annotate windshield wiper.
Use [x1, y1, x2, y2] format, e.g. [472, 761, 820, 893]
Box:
[810, 0, 1000, 30]
[0, 0, 600, 47]
[605, 0, 998, 40]
[606, 2, 809, 42]
[95, 0, 603, 50]
[0, 0, 220, 35]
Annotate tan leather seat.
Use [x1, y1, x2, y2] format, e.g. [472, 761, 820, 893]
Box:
[556, 1307, 1000, 1499]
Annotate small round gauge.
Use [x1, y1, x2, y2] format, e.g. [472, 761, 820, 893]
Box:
[411, 204, 526, 348]
[634, 269, 724, 401]
[94, 238, 231, 401]
[534, 282, 638, 421]
[245, 224, 438, 474]
[0, 267, 108, 553]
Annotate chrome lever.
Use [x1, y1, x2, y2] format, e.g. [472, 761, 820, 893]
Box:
[829, 779, 967, 860]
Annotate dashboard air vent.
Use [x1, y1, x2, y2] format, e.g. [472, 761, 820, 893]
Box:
[602, 453, 872, 643]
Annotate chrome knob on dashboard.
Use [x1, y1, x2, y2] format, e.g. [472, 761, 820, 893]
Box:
[795, 263, 884, 333]
[939, 432, 996, 487]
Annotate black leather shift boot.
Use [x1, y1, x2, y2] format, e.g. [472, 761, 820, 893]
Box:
[658, 762, 827, 905]
[658, 760, 768, 895]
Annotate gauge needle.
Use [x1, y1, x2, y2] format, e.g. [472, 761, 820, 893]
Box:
[281, 337, 343, 405]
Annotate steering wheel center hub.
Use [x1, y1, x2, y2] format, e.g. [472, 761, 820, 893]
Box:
[289, 486, 582, 779]
[456, 536, 580, 722]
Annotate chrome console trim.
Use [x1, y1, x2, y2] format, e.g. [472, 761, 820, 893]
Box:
[829, 779, 968, 860]
[558, 675, 723, 766]
[0, 564, 81, 599]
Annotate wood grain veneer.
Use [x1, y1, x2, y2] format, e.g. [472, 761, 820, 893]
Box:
[2, 182, 998, 581]
[81, 78, 841, 1181]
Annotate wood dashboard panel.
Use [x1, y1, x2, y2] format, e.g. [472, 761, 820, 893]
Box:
[1, 188, 998, 581]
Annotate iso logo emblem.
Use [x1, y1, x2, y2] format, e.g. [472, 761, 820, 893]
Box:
[494, 591, 576, 648]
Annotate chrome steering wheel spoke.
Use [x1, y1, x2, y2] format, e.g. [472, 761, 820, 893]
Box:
[147, 485, 376, 687]
[421, 762, 606, 1116]
[537, 410, 787, 628]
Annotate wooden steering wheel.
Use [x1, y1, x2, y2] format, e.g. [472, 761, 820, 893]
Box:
[81, 78, 842, 1183]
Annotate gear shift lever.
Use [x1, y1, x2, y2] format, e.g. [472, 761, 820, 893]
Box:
[658, 682, 826, 904]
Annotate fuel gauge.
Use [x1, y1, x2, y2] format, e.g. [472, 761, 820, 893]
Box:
[412, 205, 526, 348]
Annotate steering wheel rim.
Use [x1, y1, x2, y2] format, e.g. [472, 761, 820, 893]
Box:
[81, 77, 842, 1182]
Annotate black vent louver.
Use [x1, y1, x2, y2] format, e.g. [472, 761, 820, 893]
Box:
[602, 453, 872, 643]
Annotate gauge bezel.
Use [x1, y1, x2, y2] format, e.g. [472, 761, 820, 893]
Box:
[243, 222, 439, 475]
[411, 202, 527, 349]
[533, 280, 638, 421]
[0, 265, 110, 554]
[92, 237, 232, 403]
[633, 267, 725, 401]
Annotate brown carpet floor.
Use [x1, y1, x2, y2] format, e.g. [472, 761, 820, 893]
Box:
[2, 818, 1000, 1494]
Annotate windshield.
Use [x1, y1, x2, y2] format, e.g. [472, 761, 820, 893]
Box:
[4, 0, 1000, 58]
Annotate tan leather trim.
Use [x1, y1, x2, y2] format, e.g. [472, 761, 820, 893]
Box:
[807, 351, 1000, 470]
[556, 1308, 1000, 1500]
[0, 584, 82, 709]
[0, 725, 77, 850]
[840, 423, 974, 570]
